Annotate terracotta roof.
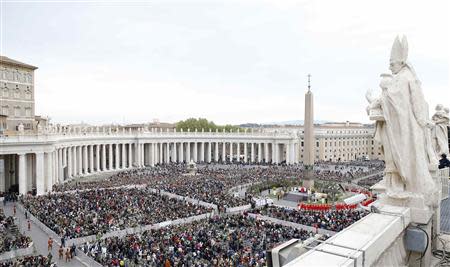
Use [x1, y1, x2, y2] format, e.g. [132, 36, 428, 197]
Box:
[0, 56, 38, 70]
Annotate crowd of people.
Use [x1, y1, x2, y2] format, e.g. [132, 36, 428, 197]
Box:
[0, 209, 32, 254]
[0, 255, 54, 267]
[21, 187, 212, 239]
[250, 206, 368, 232]
[357, 173, 384, 187]
[81, 214, 318, 267]
[314, 160, 384, 183]
[52, 162, 383, 209]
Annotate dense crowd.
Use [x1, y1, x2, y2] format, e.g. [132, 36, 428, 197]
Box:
[250, 206, 368, 232]
[0, 255, 54, 267]
[21, 187, 212, 239]
[314, 160, 384, 183]
[357, 174, 384, 187]
[81, 214, 318, 267]
[0, 209, 32, 254]
[52, 162, 383, 209]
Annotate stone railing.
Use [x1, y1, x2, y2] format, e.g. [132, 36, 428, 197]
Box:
[283, 205, 410, 267]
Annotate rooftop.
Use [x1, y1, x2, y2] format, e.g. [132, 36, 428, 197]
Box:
[0, 55, 38, 70]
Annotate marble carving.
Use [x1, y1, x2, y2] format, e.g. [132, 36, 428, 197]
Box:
[366, 36, 438, 206]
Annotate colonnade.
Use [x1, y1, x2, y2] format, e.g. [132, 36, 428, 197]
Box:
[1, 138, 299, 196]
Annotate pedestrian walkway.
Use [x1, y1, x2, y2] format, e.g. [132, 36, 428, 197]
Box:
[2, 202, 85, 267]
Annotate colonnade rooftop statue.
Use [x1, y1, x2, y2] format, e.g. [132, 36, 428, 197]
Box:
[366, 36, 439, 208]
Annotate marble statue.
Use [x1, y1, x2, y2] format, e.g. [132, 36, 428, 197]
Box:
[366, 36, 438, 205]
[432, 104, 450, 157]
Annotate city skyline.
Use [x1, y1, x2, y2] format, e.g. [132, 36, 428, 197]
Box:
[1, 0, 448, 125]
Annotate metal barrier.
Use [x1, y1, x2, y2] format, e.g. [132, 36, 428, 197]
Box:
[0, 243, 35, 262]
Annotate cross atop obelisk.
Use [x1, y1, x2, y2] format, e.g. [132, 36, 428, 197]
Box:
[307, 74, 311, 91]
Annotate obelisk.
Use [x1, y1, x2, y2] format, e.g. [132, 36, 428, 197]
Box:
[303, 74, 315, 184]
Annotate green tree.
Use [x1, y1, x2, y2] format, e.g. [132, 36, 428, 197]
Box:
[176, 118, 240, 132]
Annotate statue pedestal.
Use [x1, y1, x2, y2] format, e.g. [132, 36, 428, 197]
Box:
[378, 193, 435, 267]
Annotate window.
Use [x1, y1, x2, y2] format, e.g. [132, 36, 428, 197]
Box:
[2, 86, 8, 98]
[14, 106, 21, 116]
[1, 105, 8, 116]
[25, 107, 32, 117]
[25, 87, 32, 99]
[14, 88, 20, 98]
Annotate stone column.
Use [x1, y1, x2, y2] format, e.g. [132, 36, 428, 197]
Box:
[207, 142, 212, 163]
[67, 147, 72, 178]
[53, 151, 58, 185]
[200, 142, 205, 162]
[128, 143, 132, 168]
[179, 142, 184, 163]
[258, 143, 262, 163]
[58, 149, 63, 183]
[62, 147, 67, 168]
[89, 145, 94, 173]
[18, 153, 27, 195]
[222, 142, 226, 162]
[165, 142, 170, 163]
[264, 143, 269, 163]
[236, 142, 240, 162]
[193, 142, 198, 162]
[95, 145, 100, 171]
[159, 143, 163, 164]
[290, 143, 295, 164]
[186, 142, 191, 162]
[115, 143, 120, 170]
[73, 146, 78, 177]
[251, 143, 255, 163]
[151, 143, 155, 166]
[230, 142, 233, 163]
[214, 142, 219, 162]
[83, 145, 88, 174]
[46, 152, 53, 192]
[121, 144, 126, 168]
[35, 152, 45, 195]
[102, 144, 106, 171]
[146, 144, 150, 166]
[172, 142, 177, 163]
[273, 143, 278, 164]
[141, 143, 145, 166]
[244, 142, 248, 163]
[78, 146, 83, 175]
[108, 144, 113, 170]
[285, 143, 290, 164]
[134, 143, 140, 167]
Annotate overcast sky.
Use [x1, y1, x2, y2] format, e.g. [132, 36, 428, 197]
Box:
[1, 0, 449, 125]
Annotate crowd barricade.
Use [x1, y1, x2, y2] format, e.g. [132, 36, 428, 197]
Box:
[147, 188, 218, 212]
[298, 203, 332, 211]
[70, 212, 214, 243]
[0, 243, 35, 262]
[226, 204, 251, 213]
[227, 182, 255, 195]
[298, 203, 358, 211]
[247, 213, 336, 237]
